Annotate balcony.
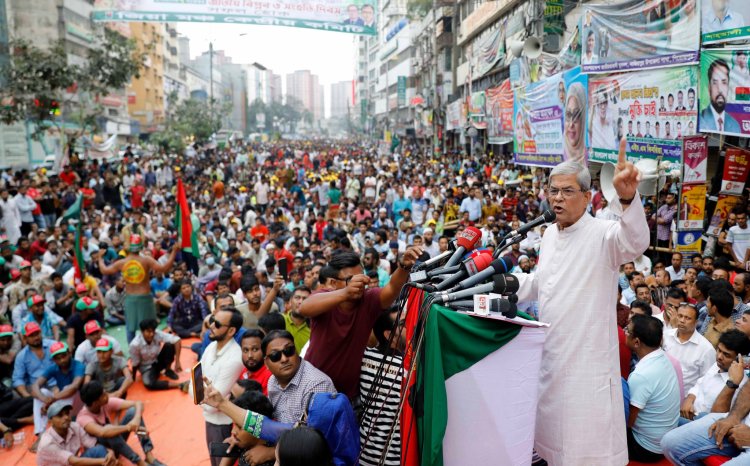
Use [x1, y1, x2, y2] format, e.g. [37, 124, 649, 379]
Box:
[436, 31, 453, 50]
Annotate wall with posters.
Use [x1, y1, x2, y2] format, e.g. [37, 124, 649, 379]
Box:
[699, 49, 750, 137]
[587, 65, 699, 168]
[513, 66, 588, 167]
[579, 0, 699, 73]
[701, 0, 750, 44]
[486, 80, 514, 145]
[720, 148, 750, 195]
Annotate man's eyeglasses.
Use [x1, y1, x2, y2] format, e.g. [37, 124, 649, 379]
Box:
[679, 302, 697, 309]
[209, 316, 225, 329]
[266, 345, 296, 363]
[547, 187, 585, 199]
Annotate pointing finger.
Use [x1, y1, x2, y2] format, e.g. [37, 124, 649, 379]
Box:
[617, 137, 627, 169]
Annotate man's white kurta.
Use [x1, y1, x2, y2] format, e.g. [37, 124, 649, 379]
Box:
[515, 194, 649, 466]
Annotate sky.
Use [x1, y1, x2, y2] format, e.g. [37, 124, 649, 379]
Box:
[178, 23, 357, 116]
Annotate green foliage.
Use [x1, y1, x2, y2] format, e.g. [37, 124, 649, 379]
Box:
[246, 96, 307, 134]
[151, 93, 230, 151]
[407, 0, 433, 18]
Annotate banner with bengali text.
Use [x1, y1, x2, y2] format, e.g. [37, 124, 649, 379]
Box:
[486, 80, 514, 145]
[682, 135, 708, 184]
[587, 65, 698, 170]
[675, 230, 703, 257]
[579, 0, 699, 73]
[446, 100, 465, 132]
[469, 91, 487, 129]
[698, 49, 750, 137]
[513, 66, 588, 167]
[720, 148, 750, 195]
[92, 0, 378, 35]
[678, 184, 706, 230]
[701, 0, 750, 44]
[708, 194, 742, 236]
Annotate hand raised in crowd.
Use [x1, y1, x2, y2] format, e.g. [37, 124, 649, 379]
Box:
[272, 274, 284, 292]
[344, 274, 371, 301]
[729, 355, 745, 385]
[612, 137, 640, 202]
[201, 376, 226, 408]
[399, 245, 424, 270]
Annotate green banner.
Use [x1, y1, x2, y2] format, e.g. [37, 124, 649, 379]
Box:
[397, 76, 407, 107]
[544, 0, 564, 35]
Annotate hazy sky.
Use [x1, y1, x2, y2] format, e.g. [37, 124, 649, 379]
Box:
[178, 23, 357, 114]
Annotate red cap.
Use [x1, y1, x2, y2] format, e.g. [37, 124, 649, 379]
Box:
[95, 338, 113, 352]
[19, 260, 31, 269]
[23, 321, 41, 336]
[84, 320, 102, 335]
[50, 341, 68, 357]
[27, 295, 46, 307]
[9, 269, 20, 280]
[456, 226, 482, 250]
[0, 324, 13, 337]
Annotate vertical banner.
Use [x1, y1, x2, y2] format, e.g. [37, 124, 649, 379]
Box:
[579, 0, 699, 73]
[486, 80, 514, 144]
[675, 230, 704, 258]
[702, 0, 750, 44]
[469, 91, 487, 129]
[682, 135, 708, 184]
[513, 66, 588, 167]
[446, 100, 465, 131]
[699, 49, 750, 137]
[720, 148, 750, 195]
[544, 0, 565, 35]
[708, 194, 743, 235]
[678, 184, 707, 230]
[587, 65, 698, 169]
[397, 76, 407, 107]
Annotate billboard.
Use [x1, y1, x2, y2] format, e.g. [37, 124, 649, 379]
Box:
[702, 0, 750, 44]
[579, 0, 699, 73]
[587, 65, 699, 168]
[513, 67, 588, 167]
[698, 49, 750, 137]
[678, 184, 707, 230]
[92, 0, 378, 36]
[486, 80, 514, 145]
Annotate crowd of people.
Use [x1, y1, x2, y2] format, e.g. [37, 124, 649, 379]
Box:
[0, 137, 747, 466]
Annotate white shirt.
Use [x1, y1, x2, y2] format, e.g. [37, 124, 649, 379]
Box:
[634, 254, 653, 277]
[198, 338, 244, 425]
[666, 265, 685, 281]
[689, 362, 747, 414]
[663, 328, 716, 394]
[727, 225, 750, 263]
[74, 335, 122, 366]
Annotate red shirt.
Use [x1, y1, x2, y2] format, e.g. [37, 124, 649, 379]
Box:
[238, 365, 272, 395]
[304, 287, 384, 398]
[30, 240, 47, 257]
[274, 248, 295, 265]
[80, 187, 95, 208]
[250, 225, 269, 241]
[618, 326, 631, 380]
[60, 170, 77, 186]
[27, 187, 42, 215]
[130, 185, 146, 209]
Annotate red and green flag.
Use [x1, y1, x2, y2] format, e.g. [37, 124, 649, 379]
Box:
[61, 194, 84, 284]
[175, 179, 199, 257]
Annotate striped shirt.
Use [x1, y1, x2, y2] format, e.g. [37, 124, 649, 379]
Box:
[359, 348, 403, 466]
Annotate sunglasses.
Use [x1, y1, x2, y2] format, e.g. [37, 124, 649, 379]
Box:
[266, 345, 296, 363]
[209, 316, 226, 329]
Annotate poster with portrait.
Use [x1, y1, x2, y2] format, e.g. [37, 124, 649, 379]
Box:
[587, 65, 699, 170]
[699, 49, 750, 137]
[682, 135, 708, 184]
[446, 100, 465, 131]
[675, 230, 703, 257]
[486, 80, 514, 144]
[469, 92, 487, 129]
[702, 0, 750, 44]
[720, 148, 750, 195]
[678, 184, 707, 230]
[513, 66, 588, 167]
[707, 194, 742, 235]
[579, 0, 699, 73]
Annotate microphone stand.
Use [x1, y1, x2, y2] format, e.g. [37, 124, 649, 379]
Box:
[492, 231, 529, 259]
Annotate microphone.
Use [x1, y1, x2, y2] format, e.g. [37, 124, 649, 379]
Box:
[447, 297, 515, 315]
[443, 227, 482, 268]
[413, 240, 456, 271]
[441, 257, 514, 294]
[433, 274, 520, 304]
[409, 264, 463, 284]
[432, 252, 493, 291]
[505, 210, 556, 239]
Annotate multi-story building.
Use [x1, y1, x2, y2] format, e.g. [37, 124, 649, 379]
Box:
[270, 73, 283, 103]
[245, 62, 270, 105]
[330, 81, 351, 119]
[127, 22, 165, 134]
[286, 70, 325, 122]
[163, 23, 188, 108]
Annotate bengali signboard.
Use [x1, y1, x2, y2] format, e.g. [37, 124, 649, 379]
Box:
[397, 76, 407, 107]
[675, 230, 703, 258]
[486, 80, 514, 145]
[579, 0, 699, 73]
[699, 49, 750, 137]
[469, 91, 487, 129]
[587, 65, 698, 169]
[446, 100, 465, 131]
[513, 66, 588, 167]
[702, 0, 750, 44]
[682, 135, 708, 184]
[92, 0, 378, 35]
[678, 184, 706, 230]
[720, 148, 750, 195]
[708, 194, 742, 236]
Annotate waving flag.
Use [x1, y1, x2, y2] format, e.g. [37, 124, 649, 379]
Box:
[175, 179, 199, 257]
[61, 195, 85, 284]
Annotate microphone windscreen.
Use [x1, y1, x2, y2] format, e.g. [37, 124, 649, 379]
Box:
[456, 227, 482, 249]
[542, 209, 557, 223]
[465, 252, 493, 274]
[493, 274, 520, 294]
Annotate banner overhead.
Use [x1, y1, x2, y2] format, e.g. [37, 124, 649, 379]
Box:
[587, 66, 698, 168]
[92, 0, 378, 36]
[699, 49, 750, 137]
[486, 80, 514, 145]
[579, 0, 699, 73]
[513, 66, 588, 167]
[702, 0, 750, 44]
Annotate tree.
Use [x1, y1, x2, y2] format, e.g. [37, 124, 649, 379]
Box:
[151, 94, 230, 151]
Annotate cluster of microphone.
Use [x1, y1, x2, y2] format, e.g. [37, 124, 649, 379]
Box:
[407, 210, 556, 319]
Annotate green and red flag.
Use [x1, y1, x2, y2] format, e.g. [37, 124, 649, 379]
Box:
[61, 195, 85, 284]
[175, 179, 199, 257]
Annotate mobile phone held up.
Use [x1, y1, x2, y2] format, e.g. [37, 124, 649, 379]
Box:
[278, 257, 288, 281]
[191, 362, 204, 405]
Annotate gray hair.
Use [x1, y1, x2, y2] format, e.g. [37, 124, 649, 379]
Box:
[549, 161, 591, 191]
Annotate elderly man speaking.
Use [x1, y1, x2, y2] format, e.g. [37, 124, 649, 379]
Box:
[515, 138, 649, 465]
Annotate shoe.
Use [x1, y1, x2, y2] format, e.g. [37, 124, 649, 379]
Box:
[164, 369, 179, 380]
[179, 381, 190, 393]
[29, 435, 40, 453]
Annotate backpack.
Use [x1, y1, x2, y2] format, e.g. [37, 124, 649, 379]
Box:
[300, 392, 360, 466]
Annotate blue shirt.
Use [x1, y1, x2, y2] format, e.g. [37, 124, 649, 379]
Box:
[22, 311, 63, 340]
[12, 339, 56, 389]
[628, 349, 680, 453]
[42, 360, 85, 389]
[150, 278, 173, 296]
[392, 198, 412, 224]
[459, 197, 482, 221]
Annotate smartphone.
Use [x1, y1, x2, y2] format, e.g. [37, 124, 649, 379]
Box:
[278, 257, 288, 281]
[209, 442, 241, 458]
[191, 362, 204, 405]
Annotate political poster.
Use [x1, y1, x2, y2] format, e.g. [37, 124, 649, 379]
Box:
[472, 27, 506, 78]
[587, 65, 699, 170]
[469, 92, 487, 129]
[698, 49, 750, 137]
[446, 100, 465, 132]
[682, 135, 708, 184]
[720, 148, 750, 195]
[702, 0, 750, 44]
[707, 194, 742, 236]
[579, 0, 699, 73]
[486, 80, 514, 145]
[513, 66, 588, 167]
[92, 0, 378, 36]
[675, 230, 703, 258]
[678, 184, 707, 230]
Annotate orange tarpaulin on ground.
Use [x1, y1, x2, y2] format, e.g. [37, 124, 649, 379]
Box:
[2, 339, 211, 466]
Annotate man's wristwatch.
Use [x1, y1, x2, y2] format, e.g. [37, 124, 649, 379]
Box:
[727, 380, 740, 390]
[619, 196, 635, 205]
